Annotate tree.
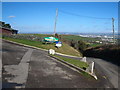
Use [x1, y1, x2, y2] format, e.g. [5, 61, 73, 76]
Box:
[70, 39, 75, 47]
[78, 40, 88, 53]
[55, 33, 59, 38]
[0, 21, 11, 29]
[4, 24, 11, 28]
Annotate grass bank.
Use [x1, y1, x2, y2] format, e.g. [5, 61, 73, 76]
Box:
[3, 37, 82, 57]
[53, 55, 88, 69]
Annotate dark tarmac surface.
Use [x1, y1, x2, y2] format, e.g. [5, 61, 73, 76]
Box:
[2, 41, 28, 65]
[56, 54, 119, 88]
[2, 40, 117, 89]
[26, 50, 108, 88]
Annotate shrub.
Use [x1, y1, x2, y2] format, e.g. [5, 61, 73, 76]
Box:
[70, 39, 88, 53]
[78, 40, 88, 53]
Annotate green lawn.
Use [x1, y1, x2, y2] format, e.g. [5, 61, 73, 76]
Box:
[53, 54, 88, 69]
[61, 35, 100, 42]
[3, 37, 82, 57]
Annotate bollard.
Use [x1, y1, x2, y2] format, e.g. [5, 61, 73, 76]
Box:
[85, 61, 97, 80]
[91, 61, 94, 74]
[48, 49, 55, 55]
[86, 61, 94, 74]
[81, 57, 86, 62]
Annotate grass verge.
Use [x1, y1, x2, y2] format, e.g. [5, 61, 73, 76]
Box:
[53, 54, 88, 69]
[3, 37, 81, 57]
[52, 54, 94, 79]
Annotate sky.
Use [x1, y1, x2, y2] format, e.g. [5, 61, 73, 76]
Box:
[2, 2, 118, 33]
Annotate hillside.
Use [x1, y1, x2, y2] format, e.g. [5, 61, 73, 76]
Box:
[3, 36, 81, 57]
[18, 34, 102, 54]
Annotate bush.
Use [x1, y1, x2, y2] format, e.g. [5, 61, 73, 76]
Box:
[70, 40, 76, 47]
[55, 33, 59, 38]
[55, 33, 61, 40]
[70, 40, 88, 53]
[78, 40, 88, 53]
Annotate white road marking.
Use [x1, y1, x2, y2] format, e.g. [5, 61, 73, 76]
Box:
[4, 49, 33, 88]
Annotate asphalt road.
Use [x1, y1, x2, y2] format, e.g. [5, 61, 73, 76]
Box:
[2, 40, 118, 88]
[56, 52, 119, 88]
[86, 57, 119, 88]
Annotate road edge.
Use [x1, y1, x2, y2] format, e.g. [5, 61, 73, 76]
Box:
[49, 55, 97, 80]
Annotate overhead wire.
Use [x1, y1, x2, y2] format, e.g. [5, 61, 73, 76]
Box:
[59, 9, 112, 20]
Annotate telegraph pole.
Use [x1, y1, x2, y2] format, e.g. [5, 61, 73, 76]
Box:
[54, 8, 58, 36]
[112, 18, 115, 44]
